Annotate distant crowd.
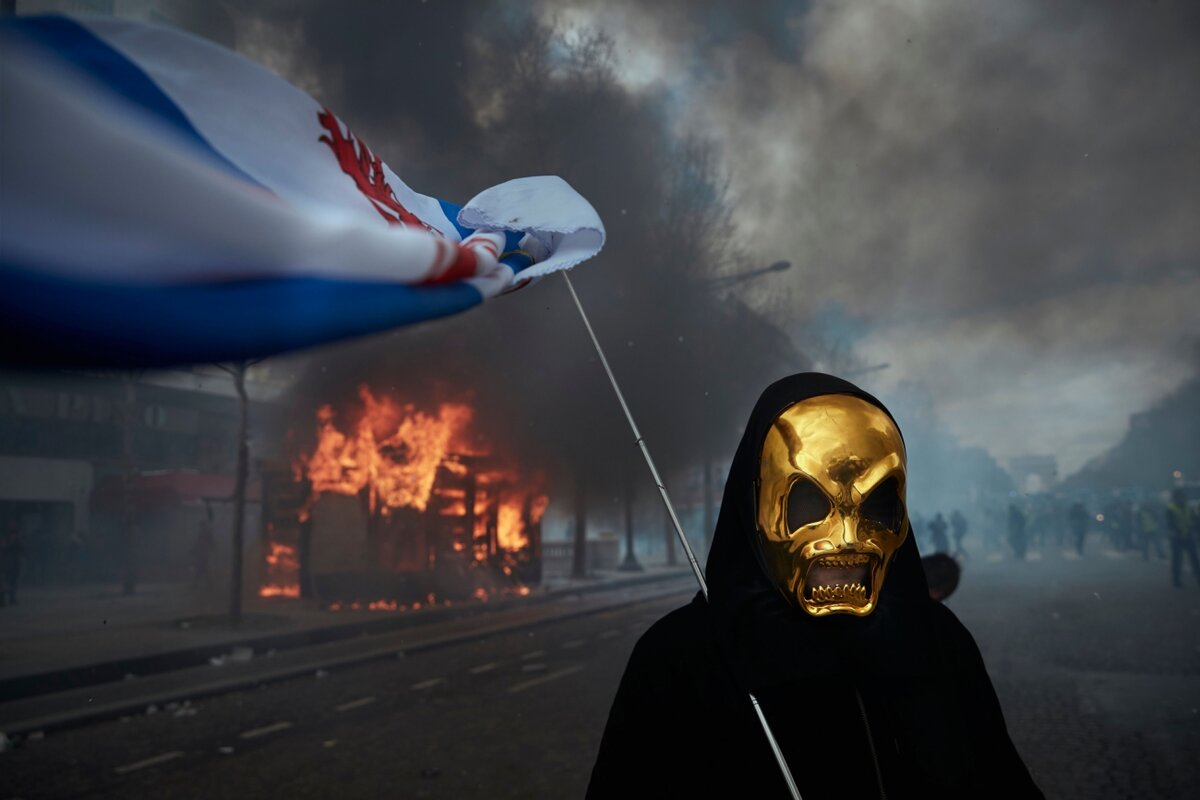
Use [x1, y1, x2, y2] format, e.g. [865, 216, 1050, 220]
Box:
[913, 487, 1200, 588]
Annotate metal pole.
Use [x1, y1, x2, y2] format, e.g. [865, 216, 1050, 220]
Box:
[561, 272, 802, 800]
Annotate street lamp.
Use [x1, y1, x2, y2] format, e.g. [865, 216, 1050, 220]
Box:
[842, 363, 890, 378]
[704, 260, 792, 290]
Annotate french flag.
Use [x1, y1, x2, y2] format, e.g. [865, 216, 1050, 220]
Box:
[0, 15, 605, 367]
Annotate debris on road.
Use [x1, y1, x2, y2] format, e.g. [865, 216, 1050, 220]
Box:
[172, 701, 198, 718]
[211, 646, 255, 667]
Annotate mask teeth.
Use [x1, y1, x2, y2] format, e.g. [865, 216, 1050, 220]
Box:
[822, 554, 871, 569]
[810, 582, 867, 604]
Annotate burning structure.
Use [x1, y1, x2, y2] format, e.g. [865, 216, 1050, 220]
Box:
[260, 385, 545, 607]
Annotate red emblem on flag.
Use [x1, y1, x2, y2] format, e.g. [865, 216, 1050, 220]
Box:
[317, 108, 437, 233]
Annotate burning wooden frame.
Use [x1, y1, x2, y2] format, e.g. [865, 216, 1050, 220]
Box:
[259, 386, 545, 608]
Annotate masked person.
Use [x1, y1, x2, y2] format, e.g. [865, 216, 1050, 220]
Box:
[587, 374, 1041, 799]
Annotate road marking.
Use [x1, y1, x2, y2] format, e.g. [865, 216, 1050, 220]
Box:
[469, 662, 498, 675]
[113, 750, 184, 774]
[334, 696, 377, 712]
[521, 650, 546, 660]
[562, 639, 586, 649]
[239, 721, 293, 740]
[598, 629, 621, 639]
[410, 677, 446, 691]
[507, 664, 584, 694]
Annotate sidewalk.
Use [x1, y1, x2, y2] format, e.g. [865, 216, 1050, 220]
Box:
[0, 566, 692, 699]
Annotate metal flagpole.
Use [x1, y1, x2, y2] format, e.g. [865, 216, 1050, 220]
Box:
[561, 272, 803, 800]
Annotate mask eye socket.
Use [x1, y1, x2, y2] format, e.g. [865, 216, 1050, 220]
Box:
[787, 478, 831, 532]
[861, 476, 904, 532]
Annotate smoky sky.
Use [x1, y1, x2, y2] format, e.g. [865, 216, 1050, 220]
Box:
[213, 0, 1200, 482]
[535, 0, 1200, 474]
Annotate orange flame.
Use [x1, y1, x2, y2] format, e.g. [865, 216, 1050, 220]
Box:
[530, 494, 550, 524]
[301, 385, 471, 515]
[279, 385, 547, 604]
[498, 498, 528, 551]
[259, 542, 300, 598]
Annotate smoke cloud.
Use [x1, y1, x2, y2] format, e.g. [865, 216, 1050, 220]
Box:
[220, 0, 1197, 497]
[532, 0, 1200, 474]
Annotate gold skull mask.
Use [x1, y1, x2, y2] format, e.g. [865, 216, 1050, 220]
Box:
[757, 394, 909, 617]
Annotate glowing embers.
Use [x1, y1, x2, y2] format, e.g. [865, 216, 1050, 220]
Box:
[326, 585, 532, 612]
[803, 553, 876, 608]
[328, 592, 436, 612]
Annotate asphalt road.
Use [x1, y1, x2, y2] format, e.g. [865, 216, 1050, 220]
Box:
[950, 547, 1199, 800]
[3, 546, 1198, 799]
[2, 589, 686, 800]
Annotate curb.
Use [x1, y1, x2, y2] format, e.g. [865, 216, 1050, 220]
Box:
[0, 568, 690, 704]
[0, 576, 693, 737]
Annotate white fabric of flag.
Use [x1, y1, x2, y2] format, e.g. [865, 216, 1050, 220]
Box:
[0, 15, 605, 366]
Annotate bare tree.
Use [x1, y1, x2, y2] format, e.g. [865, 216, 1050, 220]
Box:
[119, 370, 142, 596]
[216, 359, 260, 627]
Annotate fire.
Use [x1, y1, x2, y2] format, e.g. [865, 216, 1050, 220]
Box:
[498, 491, 549, 551]
[264, 384, 548, 608]
[325, 586, 529, 611]
[530, 494, 550, 523]
[302, 385, 472, 515]
[259, 542, 300, 599]
[330, 600, 407, 612]
[497, 499, 524, 551]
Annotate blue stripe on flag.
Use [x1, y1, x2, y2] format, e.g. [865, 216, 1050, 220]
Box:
[499, 230, 535, 273]
[437, 199, 477, 241]
[5, 15, 267, 189]
[0, 264, 482, 368]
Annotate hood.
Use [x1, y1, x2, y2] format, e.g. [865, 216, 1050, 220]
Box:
[703, 372, 932, 691]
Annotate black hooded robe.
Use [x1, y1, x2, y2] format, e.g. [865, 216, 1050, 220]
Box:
[587, 374, 1042, 799]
